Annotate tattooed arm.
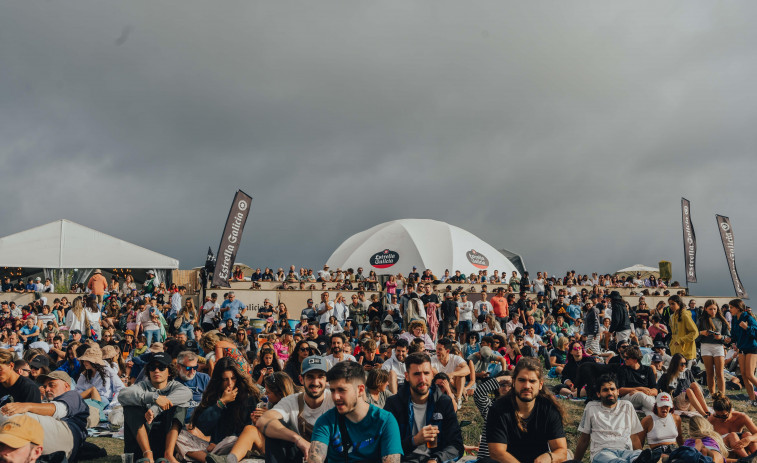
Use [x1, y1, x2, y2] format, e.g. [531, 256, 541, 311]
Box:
[382, 455, 401, 463]
[307, 441, 327, 463]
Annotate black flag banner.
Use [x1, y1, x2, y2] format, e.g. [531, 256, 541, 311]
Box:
[716, 214, 749, 299]
[681, 198, 697, 283]
[204, 246, 216, 272]
[212, 190, 253, 287]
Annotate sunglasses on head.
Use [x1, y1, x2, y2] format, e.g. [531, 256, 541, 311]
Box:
[147, 364, 168, 372]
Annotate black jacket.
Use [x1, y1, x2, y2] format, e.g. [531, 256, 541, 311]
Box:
[609, 298, 631, 333]
[384, 383, 463, 462]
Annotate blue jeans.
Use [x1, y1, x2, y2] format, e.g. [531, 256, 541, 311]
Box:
[145, 329, 161, 346]
[592, 448, 642, 463]
[179, 323, 195, 340]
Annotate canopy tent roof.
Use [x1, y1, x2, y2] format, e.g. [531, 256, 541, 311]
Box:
[0, 219, 178, 269]
[615, 264, 659, 277]
[326, 218, 519, 277]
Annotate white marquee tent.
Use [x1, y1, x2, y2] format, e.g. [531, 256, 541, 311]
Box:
[0, 219, 178, 286]
[326, 219, 519, 277]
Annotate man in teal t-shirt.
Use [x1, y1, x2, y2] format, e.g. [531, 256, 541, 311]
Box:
[309, 361, 402, 463]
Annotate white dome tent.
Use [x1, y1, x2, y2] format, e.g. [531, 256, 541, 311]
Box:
[326, 219, 520, 277]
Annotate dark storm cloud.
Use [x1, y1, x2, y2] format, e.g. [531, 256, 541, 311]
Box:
[1, 1, 756, 296]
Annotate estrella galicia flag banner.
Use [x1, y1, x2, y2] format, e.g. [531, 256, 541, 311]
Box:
[204, 246, 216, 273]
[716, 214, 749, 299]
[681, 198, 697, 283]
[212, 190, 253, 287]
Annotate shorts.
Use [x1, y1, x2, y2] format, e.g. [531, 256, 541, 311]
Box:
[615, 329, 632, 342]
[741, 348, 757, 355]
[700, 343, 725, 357]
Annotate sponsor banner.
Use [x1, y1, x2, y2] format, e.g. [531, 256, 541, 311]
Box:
[681, 198, 697, 283]
[466, 249, 490, 269]
[204, 246, 216, 272]
[716, 215, 749, 299]
[211, 190, 253, 287]
[370, 249, 400, 269]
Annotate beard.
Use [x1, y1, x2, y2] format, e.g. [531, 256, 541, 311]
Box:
[304, 384, 324, 399]
[178, 369, 196, 381]
[601, 395, 617, 406]
[409, 381, 429, 397]
[516, 389, 536, 403]
[332, 347, 342, 354]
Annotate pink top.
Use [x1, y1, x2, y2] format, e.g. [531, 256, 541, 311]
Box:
[385, 281, 397, 294]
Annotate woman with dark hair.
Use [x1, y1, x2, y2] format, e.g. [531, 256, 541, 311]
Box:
[668, 295, 698, 363]
[84, 295, 103, 340]
[698, 299, 730, 396]
[638, 392, 683, 456]
[726, 298, 757, 405]
[252, 347, 281, 385]
[283, 340, 312, 387]
[657, 353, 710, 417]
[76, 347, 125, 420]
[183, 357, 264, 462]
[554, 341, 596, 397]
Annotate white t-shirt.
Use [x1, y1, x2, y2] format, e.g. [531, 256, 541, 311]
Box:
[524, 334, 542, 348]
[577, 400, 643, 459]
[272, 390, 334, 434]
[458, 301, 474, 322]
[318, 301, 335, 324]
[323, 353, 357, 368]
[381, 355, 406, 385]
[474, 301, 493, 316]
[533, 279, 546, 294]
[431, 354, 466, 376]
[202, 301, 220, 324]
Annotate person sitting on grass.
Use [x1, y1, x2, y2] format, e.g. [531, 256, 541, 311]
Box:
[573, 373, 644, 463]
[708, 392, 757, 459]
[117, 352, 192, 463]
[683, 416, 728, 463]
[485, 358, 569, 463]
[656, 353, 710, 417]
[637, 392, 683, 458]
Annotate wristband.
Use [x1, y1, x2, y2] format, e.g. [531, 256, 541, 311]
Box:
[217, 399, 226, 409]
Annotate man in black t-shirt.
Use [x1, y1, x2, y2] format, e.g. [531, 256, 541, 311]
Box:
[0, 351, 42, 404]
[616, 345, 657, 414]
[486, 358, 568, 463]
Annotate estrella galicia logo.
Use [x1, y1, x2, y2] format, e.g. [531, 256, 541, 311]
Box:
[466, 249, 489, 269]
[370, 249, 399, 269]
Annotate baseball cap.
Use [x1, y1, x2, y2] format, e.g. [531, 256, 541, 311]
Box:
[149, 352, 172, 367]
[29, 356, 50, 369]
[70, 329, 82, 335]
[0, 415, 44, 448]
[125, 329, 135, 336]
[38, 370, 75, 389]
[301, 356, 329, 375]
[656, 392, 673, 407]
[652, 353, 663, 363]
[653, 341, 666, 350]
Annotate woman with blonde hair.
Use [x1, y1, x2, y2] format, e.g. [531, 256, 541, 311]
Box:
[177, 299, 197, 339]
[684, 416, 728, 463]
[200, 330, 250, 376]
[121, 274, 137, 296]
[65, 297, 87, 338]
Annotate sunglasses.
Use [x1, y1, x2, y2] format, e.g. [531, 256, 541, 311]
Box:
[146, 364, 168, 372]
[182, 365, 198, 371]
[713, 412, 729, 420]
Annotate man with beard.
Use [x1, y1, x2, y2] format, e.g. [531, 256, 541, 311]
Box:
[431, 338, 469, 407]
[384, 352, 463, 463]
[485, 358, 568, 463]
[324, 334, 356, 368]
[256, 356, 334, 463]
[382, 339, 408, 392]
[306, 323, 329, 355]
[573, 373, 644, 463]
[0, 415, 44, 463]
[0, 371, 88, 461]
[308, 361, 402, 463]
[174, 350, 209, 423]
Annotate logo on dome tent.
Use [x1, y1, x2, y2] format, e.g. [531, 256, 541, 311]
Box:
[370, 249, 399, 269]
[466, 249, 489, 269]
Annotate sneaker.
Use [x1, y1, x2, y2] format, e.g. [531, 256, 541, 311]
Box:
[206, 454, 228, 463]
[751, 400, 757, 407]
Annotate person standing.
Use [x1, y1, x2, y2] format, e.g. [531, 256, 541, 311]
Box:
[317, 292, 335, 333]
[697, 299, 730, 396]
[668, 295, 698, 366]
[87, 269, 108, 305]
[485, 358, 568, 463]
[220, 292, 246, 328]
[726, 299, 757, 406]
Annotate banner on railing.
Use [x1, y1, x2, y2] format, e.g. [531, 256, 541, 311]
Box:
[211, 190, 253, 288]
[715, 214, 748, 299]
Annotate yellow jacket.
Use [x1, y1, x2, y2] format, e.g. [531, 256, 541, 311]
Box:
[670, 309, 698, 360]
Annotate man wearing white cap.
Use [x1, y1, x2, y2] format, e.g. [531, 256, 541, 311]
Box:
[0, 415, 44, 463]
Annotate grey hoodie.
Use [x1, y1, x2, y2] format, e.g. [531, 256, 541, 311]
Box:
[118, 379, 192, 417]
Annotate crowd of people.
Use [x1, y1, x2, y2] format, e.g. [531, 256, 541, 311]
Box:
[0, 266, 754, 463]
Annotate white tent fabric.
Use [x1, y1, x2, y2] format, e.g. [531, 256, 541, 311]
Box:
[326, 219, 519, 277]
[0, 219, 178, 269]
[615, 264, 659, 274]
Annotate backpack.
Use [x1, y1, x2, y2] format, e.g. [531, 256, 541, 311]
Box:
[297, 393, 314, 441]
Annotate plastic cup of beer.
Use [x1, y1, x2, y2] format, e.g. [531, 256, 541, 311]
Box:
[426, 425, 439, 448]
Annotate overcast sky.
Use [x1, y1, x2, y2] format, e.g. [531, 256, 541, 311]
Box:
[1, 2, 755, 297]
